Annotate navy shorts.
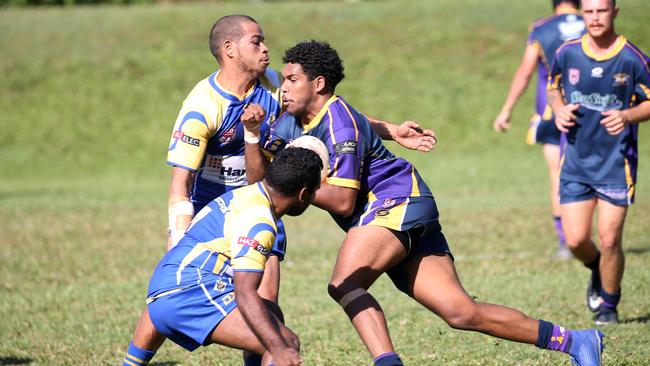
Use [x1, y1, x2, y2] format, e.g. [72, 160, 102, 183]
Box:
[526, 113, 561, 146]
[560, 179, 634, 206]
[334, 196, 452, 295]
[147, 276, 238, 351]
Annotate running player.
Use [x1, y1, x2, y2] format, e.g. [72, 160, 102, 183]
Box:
[245, 40, 605, 366]
[547, 0, 650, 324]
[493, 0, 585, 259]
[123, 147, 321, 366]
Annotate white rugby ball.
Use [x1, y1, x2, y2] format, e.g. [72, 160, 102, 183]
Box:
[286, 135, 329, 180]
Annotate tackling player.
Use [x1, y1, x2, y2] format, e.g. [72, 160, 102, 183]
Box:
[245, 40, 605, 366]
[123, 147, 321, 366]
[493, 0, 585, 259]
[547, 0, 650, 324]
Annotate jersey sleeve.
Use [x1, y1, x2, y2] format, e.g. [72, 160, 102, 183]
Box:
[325, 119, 362, 190]
[547, 46, 565, 92]
[166, 89, 218, 171]
[633, 54, 650, 104]
[228, 208, 276, 272]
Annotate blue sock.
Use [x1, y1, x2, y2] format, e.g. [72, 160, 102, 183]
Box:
[244, 353, 262, 366]
[599, 288, 621, 312]
[123, 341, 155, 366]
[374, 352, 403, 366]
[553, 217, 566, 245]
[536, 320, 572, 353]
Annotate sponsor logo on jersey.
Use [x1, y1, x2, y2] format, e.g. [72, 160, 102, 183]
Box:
[173, 131, 200, 146]
[613, 73, 629, 86]
[591, 67, 604, 78]
[558, 17, 585, 40]
[216, 197, 229, 214]
[569, 68, 580, 85]
[383, 198, 396, 208]
[204, 155, 246, 185]
[335, 141, 357, 155]
[214, 279, 227, 292]
[219, 127, 236, 144]
[569, 91, 623, 111]
[238, 236, 260, 247]
[376, 209, 390, 217]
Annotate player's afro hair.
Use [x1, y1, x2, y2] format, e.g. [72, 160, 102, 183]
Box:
[282, 40, 345, 93]
[266, 147, 322, 196]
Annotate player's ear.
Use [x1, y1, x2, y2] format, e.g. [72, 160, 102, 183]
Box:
[313, 75, 327, 94]
[224, 40, 235, 59]
[297, 186, 315, 205]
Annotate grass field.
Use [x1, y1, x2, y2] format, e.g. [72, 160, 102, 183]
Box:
[1, 0, 649, 365]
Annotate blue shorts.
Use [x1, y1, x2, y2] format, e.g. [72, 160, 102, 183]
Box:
[147, 276, 238, 351]
[334, 196, 452, 295]
[526, 114, 560, 146]
[560, 179, 634, 206]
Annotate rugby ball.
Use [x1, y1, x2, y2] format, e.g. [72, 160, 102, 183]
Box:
[287, 135, 329, 180]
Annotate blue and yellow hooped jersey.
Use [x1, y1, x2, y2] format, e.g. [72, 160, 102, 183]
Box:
[147, 183, 279, 298]
[528, 10, 584, 117]
[549, 35, 650, 185]
[263, 95, 432, 229]
[167, 69, 282, 210]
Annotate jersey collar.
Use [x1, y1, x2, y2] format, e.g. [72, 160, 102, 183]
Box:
[581, 35, 627, 62]
[555, 5, 579, 15]
[209, 70, 259, 102]
[301, 95, 339, 134]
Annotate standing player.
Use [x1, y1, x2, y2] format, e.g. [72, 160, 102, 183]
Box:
[124, 147, 322, 366]
[124, 14, 437, 365]
[493, 0, 585, 259]
[245, 40, 605, 366]
[547, 0, 650, 324]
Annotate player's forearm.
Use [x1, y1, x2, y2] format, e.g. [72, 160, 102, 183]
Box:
[547, 88, 566, 114]
[501, 69, 532, 113]
[245, 142, 268, 184]
[367, 115, 396, 141]
[313, 182, 357, 217]
[623, 101, 650, 124]
[235, 287, 288, 353]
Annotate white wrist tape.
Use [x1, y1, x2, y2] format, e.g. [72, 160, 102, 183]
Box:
[168, 199, 194, 247]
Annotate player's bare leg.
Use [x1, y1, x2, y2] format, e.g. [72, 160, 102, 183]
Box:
[327, 225, 408, 361]
[561, 199, 599, 263]
[123, 308, 165, 366]
[406, 254, 538, 343]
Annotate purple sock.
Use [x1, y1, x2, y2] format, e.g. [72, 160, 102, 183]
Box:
[374, 352, 403, 366]
[547, 325, 572, 352]
[554, 216, 566, 245]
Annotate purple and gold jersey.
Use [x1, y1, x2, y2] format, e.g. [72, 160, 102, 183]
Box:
[263, 95, 432, 231]
[167, 69, 282, 210]
[147, 183, 278, 298]
[549, 35, 650, 185]
[528, 10, 585, 118]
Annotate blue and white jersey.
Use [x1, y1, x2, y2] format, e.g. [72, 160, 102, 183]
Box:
[549, 35, 650, 185]
[167, 69, 282, 211]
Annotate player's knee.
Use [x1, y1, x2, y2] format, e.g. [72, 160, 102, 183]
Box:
[441, 304, 480, 330]
[598, 232, 622, 252]
[328, 284, 368, 309]
[564, 234, 591, 250]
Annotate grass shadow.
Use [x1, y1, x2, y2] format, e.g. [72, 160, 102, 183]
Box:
[624, 247, 650, 255]
[0, 357, 32, 365]
[622, 313, 650, 324]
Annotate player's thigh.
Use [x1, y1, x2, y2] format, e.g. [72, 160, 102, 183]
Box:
[330, 225, 408, 290]
[560, 193, 597, 243]
[596, 199, 627, 247]
[406, 254, 476, 320]
[209, 306, 282, 355]
[542, 143, 560, 173]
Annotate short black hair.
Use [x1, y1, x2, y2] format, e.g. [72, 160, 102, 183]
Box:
[266, 147, 322, 196]
[282, 40, 345, 93]
[209, 15, 257, 64]
[553, 0, 580, 8]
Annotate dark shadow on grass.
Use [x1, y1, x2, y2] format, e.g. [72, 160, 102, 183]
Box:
[624, 247, 650, 255]
[150, 363, 179, 366]
[0, 356, 32, 365]
[621, 313, 650, 324]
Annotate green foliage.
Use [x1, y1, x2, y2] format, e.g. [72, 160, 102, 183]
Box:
[1, 1, 649, 365]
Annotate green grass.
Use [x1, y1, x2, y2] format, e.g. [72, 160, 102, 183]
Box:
[1, 1, 650, 365]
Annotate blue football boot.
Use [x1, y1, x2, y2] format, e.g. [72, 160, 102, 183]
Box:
[568, 329, 605, 366]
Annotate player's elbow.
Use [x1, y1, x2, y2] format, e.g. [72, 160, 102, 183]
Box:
[333, 200, 355, 217]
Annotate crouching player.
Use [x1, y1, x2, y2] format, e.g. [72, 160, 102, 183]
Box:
[123, 147, 322, 366]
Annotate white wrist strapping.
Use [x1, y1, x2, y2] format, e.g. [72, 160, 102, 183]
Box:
[168, 199, 194, 248]
[244, 127, 260, 144]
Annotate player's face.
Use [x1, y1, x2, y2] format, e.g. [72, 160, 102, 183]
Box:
[281, 63, 316, 117]
[285, 186, 318, 216]
[233, 21, 270, 77]
[581, 0, 618, 38]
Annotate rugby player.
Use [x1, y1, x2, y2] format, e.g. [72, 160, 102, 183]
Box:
[493, 0, 585, 259]
[547, 0, 650, 325]
[245, 40, 605, 366]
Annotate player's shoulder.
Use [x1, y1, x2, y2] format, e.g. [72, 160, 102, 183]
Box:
[530, 14, 556, 33]
[230, 184, 275, 222]
[621, 38, 650, 64]
[182, 72, 219, 107]
[555, 35, 584, 57]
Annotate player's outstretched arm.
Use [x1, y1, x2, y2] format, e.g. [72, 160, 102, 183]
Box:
[167, 167, 195, 250]
[367, 116, 437, 152]
[493, 44, 539, 132]
[242, 104, 269, 184]
[601, 101, 650, 135]
[234, 271, 302, 366]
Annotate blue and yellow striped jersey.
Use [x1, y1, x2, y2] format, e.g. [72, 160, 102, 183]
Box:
[147, 183, 279, 298]
[549, 35, 650, 185]
[167, 69, 282, 210]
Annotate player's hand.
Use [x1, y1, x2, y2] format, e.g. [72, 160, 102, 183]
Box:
[600, 109, 629, 136]
[270, 347, 302, 366]
[493, 111, 511, 132]
[554, 103, 579, 133]
[394, 120, 437, 152]
[241, 104, 266, 138]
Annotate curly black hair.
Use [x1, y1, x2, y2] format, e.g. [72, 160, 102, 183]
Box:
[283, 40, 345, 93]
[266, 147, 322, 196]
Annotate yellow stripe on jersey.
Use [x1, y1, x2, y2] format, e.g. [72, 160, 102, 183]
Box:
[581, 35, 627, 62]
[639, 84, 650, 99]
[624, 158, 634, 186]
[340, 100, 359, 142]
[548, 74, 562, 91]
[327, 177, 361, 189]
[410, 167, 420, 197]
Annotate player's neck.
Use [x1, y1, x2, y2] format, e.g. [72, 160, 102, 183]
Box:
[301, 93, 333, 126]
[586, 31, 619, 54]
[215, 67, 258, 97]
